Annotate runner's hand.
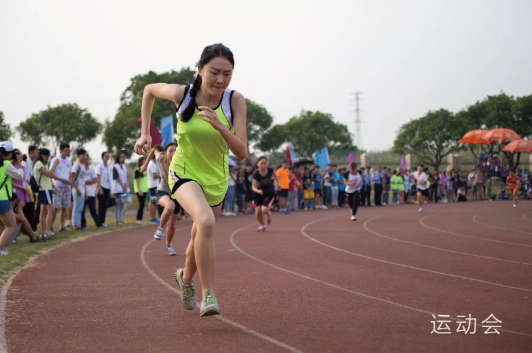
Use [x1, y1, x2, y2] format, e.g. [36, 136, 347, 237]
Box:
[134, 134, 152, 156]
[257, 190, 263, 195]
[198, 106, 225, 131]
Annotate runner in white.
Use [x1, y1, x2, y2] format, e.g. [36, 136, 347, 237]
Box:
[344, 162, 362, 221]
[412, 164, 429, 213]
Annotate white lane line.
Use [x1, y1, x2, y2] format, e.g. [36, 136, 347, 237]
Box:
[0, 274, 16, 353]
[350, 215, 532, 265]
[140, 224, 304, 353]
[229, 220, 532, 338]
[473, 214, 532, 235]
[420, 215, 532, 248]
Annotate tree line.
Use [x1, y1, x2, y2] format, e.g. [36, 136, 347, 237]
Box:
[393, 93, 532, 171]
[6, 67, 355, 158]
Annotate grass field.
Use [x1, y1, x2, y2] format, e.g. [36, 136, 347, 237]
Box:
[0, 217, 143, 285]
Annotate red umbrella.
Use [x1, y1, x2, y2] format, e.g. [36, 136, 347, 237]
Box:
[484, 128, 521, 143]
[502, 139, 532, 153]
[458, 130, 489, 145]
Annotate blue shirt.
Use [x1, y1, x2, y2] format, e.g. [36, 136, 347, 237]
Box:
[338, 175, 346, 191]
[362, 171, 370, 187]
[313, 172, 322, 189]
[331, 172, 339, 187]
[372, 172, 383, 185]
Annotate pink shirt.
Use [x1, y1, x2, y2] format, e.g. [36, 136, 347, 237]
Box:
[13, 165, 30, 202]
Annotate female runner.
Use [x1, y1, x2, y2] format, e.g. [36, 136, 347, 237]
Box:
[252, 156, 277, 232]
[135, 44, 247, 317]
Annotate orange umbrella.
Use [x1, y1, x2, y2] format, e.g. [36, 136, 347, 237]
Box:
[458, 129, 490, 145]
[484, 128, 521, 143]
[502, 139, 532, 153]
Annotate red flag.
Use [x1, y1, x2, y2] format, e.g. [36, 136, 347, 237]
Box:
[285, 147, 293, 167]
[138, 117, 162, 146]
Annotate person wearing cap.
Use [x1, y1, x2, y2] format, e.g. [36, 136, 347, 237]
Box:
[0, 141, 25, 255]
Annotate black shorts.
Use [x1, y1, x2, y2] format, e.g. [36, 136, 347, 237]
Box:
[253, 193, 276, 208]
[417, 188, 429, 197]
[157, 190, 181, 215]
[149, 188, 158, 203]
[278, 189, 288, 198]
[314, 188, 322, 197]
[245, 190, 253, 203]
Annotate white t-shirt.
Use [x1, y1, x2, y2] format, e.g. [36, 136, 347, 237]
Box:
[467, 172, 475, 186]
[85, 167, 97, 197]
[345, 172, 362, 193]
[413, 171, 428, 190]
[96, 162, 111, 190]
[22, 159, 34, 182]
[112, 163, 128, 194]
[51, 155, 72, 187]
[71, 162, 86, 192]
[147, 160, 160, 189]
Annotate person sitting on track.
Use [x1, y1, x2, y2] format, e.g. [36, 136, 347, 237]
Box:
[252, 156, 277, 232]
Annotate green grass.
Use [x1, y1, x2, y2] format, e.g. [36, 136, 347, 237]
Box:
[0, 217, 143, 286]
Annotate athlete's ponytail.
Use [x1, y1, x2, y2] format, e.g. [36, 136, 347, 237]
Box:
[179, 43, 235, 123]
[180, 75, 202, 123]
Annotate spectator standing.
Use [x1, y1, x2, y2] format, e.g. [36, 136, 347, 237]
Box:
[243, 164, 254, 213]
[313, 166, 324, 209]
[338, 168, 346, 207]
[235, 164, 245, 214]
[330, 165, 339, 208]
[10, 149, 30, 211]
[223, 166, 237, 216]
[70, 149, 88, 230]
[275, 161, 290, 214]
[112, 150, 129, 225]
[51, 143, 73, 232]
[96, 152, 111, 227]
[22, 146, 38, 230]
[134, 157, 149, 223]
[0, 141, 25, 255]
[288, 167, 295, 212]
[372, 166, 384, 206]
[34, 148, 60, 239]
[147, 149, 162, 223]
[362, 167, 371, 206]
[382, 168, 391, 205]
[81, 157, 102, 228]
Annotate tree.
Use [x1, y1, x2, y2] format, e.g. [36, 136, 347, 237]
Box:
[255, 124, 288, 153]
[284, 110, 353, 157]
[246, 99, 273, 145]
[455, 93, 532, 169]
[17, 104, 102, 153]
[103, 69, 196, 153]
[0, 112, 12, 141]
[393, 109, 462, 171]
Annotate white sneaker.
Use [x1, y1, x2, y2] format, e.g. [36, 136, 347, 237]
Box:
[0, 248, 8, 255]
[101, 223, 108, 228]
[136, 220, 144, 224]
[66, 220, 72, 227]
[351, 215, 356, 221]
[165, 244, 176, 256]
[513, 204, 516, 208]
[174, 269, 196, 310]
[200, 291, 220, 317]
[154, 228, 163, 240]
[419, 208, 423, 213]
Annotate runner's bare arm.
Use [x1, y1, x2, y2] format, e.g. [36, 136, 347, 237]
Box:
[135, 84, 186, 155]
[199, 92, 248, 160]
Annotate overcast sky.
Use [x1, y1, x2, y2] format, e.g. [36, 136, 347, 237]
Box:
[1, 0, 531, 160]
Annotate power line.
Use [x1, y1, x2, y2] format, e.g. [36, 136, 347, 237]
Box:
[351, 92, 363, 149]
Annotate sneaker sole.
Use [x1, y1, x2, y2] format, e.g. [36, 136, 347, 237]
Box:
[200, 308, 220, 317]
[173, 269, 196, 310]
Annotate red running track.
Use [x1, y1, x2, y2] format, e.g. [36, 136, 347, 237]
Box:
[3, 201, 532, 352]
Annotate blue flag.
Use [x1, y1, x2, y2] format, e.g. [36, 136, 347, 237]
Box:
[290, 149, 297, 164]
[319, 147, 329, 170]
[160, 116, 174, 147]
[314, 150, 320, 167]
